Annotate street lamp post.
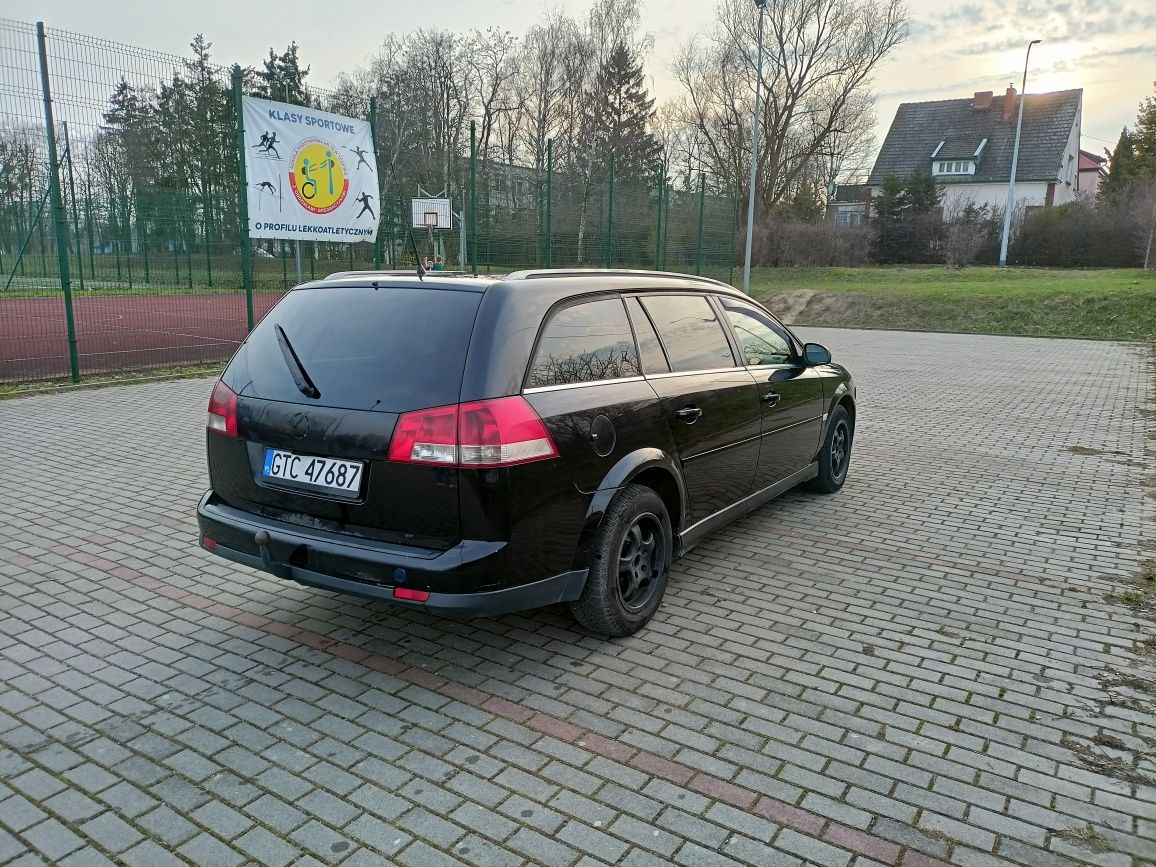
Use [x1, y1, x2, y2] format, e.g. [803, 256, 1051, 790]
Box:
[998, 39, 1041, 268]
[742, 0, 768, 294]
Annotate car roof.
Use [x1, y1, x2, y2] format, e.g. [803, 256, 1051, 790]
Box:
[295, 268, 744, 299]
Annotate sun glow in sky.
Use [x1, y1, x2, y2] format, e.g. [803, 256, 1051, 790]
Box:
[22, 0, 1156, 170]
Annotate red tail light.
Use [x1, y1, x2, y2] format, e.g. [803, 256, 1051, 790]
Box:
[388, 403, 458, 464]
[207, 380, 238, 437]
[389, 397, 558, 468]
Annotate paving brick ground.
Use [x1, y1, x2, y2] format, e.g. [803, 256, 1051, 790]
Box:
[1, 327, 1154, 867]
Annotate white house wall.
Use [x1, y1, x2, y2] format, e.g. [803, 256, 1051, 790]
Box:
[1058, 101, 1082, 202]
[940, 182, 1051, 214]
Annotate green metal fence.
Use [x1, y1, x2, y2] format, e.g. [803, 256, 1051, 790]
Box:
[1, 18, 739, 385]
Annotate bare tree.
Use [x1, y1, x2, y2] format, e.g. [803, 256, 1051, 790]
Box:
[466, 28, 520, 165]
[673, 0, 908, 215]
[516, 12, 582, 178]
[407, 29, 470, 192]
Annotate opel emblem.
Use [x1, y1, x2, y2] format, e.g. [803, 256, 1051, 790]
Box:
[289, 412, 310, 439]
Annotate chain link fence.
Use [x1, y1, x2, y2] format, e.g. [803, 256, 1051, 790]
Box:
[1, 18, 739, 385]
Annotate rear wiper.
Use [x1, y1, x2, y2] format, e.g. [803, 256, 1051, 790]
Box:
[274, 323, 320, 399]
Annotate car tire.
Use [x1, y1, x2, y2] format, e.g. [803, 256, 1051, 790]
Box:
[810, 405, 853, 494]
[570, 484, 672, 637]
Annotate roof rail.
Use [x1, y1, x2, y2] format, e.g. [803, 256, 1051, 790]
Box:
[505, 268, 733, 290]
[323, 269, 478, 279]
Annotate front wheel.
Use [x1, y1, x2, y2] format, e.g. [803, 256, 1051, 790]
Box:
[570, 484, 672, 637]
[810, 405, 853, 493]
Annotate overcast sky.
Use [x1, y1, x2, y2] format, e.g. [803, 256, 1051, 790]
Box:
[20, 0, 1156, 170]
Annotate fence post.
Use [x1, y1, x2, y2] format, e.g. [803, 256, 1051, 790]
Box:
[184, 190, 193, 290]
[605, 153, 614, 268]
[123, 195, 133, 288]
[662, 170, 670, 269]
[112, 197, 122, 279]
[232, 66, 254, 331]
[62, 121, 85, 292]
[173, 197, 181, 286]
[545, 139, 553, 269]
[470, 120, 477, 275]
[84, 190, 95, 278]
[36, 21, 80, 382]
[696, 172, 706, 275]
[654, 164, 664, 269]
[204, 189, 213, 287]
[140, 205, 150, 283]
[729, 182, 740, 285]
[369, 95, 381, 269]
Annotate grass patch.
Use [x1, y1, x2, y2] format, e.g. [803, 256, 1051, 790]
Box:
[1105, 562, 1156, 616]
[751, 266, 1156, 341]
[1053, 825, 1113, 854]
[1060, 735, 1154, 786]
[0, 363, 223, 399]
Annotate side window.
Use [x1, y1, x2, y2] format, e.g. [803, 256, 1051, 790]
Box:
[527, 297, 641, 388]
[718, 297, 795, 366]
[625, 297, 670, 375]
[640, 294, 736, 373]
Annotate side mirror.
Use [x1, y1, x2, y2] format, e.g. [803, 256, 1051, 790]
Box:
[804, 343, 831, 365]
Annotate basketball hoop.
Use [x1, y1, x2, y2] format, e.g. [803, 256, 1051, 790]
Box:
[412, 197, 452, 231]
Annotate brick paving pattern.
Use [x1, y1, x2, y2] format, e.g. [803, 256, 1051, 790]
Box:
[1, 327, 1153, 867]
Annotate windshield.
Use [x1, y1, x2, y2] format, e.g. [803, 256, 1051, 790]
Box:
[225, 285, 481, 412]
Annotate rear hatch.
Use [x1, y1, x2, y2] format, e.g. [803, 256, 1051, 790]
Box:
[208, 282, 481, 550]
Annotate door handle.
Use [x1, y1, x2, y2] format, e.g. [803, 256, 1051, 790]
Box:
[762, 391, 781, 406]
[675, 406, 703, 423]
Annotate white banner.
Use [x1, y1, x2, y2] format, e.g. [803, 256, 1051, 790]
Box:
[241, 96, 379, 242]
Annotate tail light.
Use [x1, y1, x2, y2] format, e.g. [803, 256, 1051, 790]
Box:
[388, 404, 457, 464]
[207, 380, 238, 437]
[389, 396, 558, 468]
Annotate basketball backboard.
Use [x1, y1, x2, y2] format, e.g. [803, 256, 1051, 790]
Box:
[411, 197, 453, 230]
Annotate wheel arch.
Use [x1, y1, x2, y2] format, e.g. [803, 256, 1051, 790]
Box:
[836, 393, 856, 430]
[570, 449, 685, 572]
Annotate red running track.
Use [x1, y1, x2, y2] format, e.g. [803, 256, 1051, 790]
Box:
[0, 293, 285, 382]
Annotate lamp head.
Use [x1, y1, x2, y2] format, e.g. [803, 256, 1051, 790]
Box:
[1029, 39, 1041, 46]
[754, 0, 768, 7]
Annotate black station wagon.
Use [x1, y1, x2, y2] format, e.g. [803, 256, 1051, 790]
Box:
[197, 269, 856, 636]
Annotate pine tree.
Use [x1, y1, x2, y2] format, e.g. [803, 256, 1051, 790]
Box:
[587, 41, 660, 182]
[872, 174, 904, 221]
[1102, 127, 1137, 200]
[254, 42, 312, 106]
[1134, 83, 1156, 165]
[901, 169, 943, 214]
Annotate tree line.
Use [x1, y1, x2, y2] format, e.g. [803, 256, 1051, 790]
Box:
[1, 0, 913, 271]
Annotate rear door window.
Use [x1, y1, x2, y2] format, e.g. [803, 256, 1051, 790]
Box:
[225, 285, 481, 411]
[625, 297, 670, 375]
[640, 294, 736, 373]
[527, 297, 641, 388]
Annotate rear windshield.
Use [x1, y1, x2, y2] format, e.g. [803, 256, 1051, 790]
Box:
[225, 284, 481, 411]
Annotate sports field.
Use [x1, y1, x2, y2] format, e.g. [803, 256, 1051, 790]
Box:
[0, 292, 283, 382]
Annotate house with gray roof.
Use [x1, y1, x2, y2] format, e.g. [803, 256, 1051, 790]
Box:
[863, 85, 1084, 217]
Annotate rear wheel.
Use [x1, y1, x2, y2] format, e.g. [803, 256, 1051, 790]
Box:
[810, 405, 853, 493]
[570, 484, 672, 637]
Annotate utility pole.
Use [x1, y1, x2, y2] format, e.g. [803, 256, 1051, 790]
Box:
[999, 39, 1041, 268]
[742, 0, 768, 293]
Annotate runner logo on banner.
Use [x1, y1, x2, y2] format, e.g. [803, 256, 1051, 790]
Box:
[242, 96, 379, 242]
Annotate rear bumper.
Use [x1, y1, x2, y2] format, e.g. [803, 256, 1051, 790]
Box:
[196, 492, 587, 618]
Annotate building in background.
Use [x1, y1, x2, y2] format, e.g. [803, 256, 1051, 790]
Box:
[864, 86, 1084, 215]
[827, 184, 872, 226]
[1077, 149, 1108, 200]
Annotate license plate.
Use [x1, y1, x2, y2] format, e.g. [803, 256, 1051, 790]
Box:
[261, 448, 363, 496]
